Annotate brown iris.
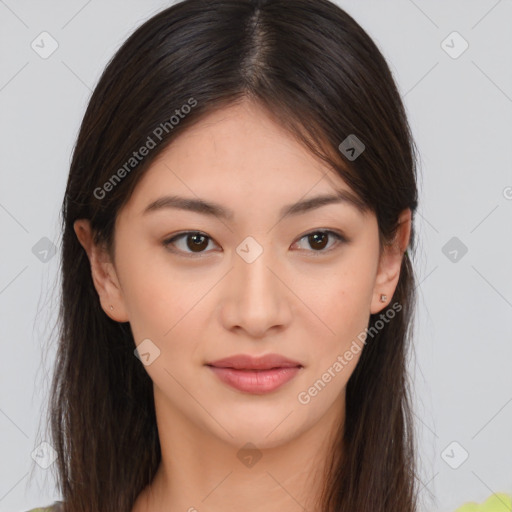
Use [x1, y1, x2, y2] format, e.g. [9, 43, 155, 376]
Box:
[186, 233, 209, 252]
[307, 232, 329, 250]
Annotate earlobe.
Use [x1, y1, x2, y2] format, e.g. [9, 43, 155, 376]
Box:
[73, 219, 129, 322]
[370, 209, 412, 315]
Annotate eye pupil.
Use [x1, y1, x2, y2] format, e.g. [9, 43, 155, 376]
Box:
[309, 232, 328, 250]
[187, 233, 208, 252]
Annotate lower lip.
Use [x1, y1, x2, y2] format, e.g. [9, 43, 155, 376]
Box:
[207, 365, 302, 394]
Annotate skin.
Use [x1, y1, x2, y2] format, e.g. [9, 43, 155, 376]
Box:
[74, 99, 411, 512]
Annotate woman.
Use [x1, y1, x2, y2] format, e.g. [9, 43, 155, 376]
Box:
[29, 0, 422, 510]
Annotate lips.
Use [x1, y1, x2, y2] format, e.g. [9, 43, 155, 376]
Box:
[206, 353, 303, 371]
[205, 353, 303, 394]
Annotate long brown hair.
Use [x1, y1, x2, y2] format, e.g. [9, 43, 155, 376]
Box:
[42, 0, 420, 510]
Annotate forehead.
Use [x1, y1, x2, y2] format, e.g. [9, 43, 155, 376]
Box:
[122, 101, 366, 220]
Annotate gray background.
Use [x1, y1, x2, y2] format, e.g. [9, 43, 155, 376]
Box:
[1, 1, 511, 511]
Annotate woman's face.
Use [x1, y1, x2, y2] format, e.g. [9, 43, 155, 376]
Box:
[76, 99, 409, 450]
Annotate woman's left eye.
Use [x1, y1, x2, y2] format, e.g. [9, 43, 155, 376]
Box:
[293, 230, 347, 254]
[162, 229, 347, 257]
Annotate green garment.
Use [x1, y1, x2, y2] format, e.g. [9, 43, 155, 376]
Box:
[455, 493, 512, 511]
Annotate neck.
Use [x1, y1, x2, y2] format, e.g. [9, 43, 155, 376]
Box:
[132, 388, 345, 512]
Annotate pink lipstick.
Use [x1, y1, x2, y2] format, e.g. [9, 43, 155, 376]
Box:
[206, 353, 303, 394]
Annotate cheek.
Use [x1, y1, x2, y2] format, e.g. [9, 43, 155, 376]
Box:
[125, 272, 205, 348]
[308, 262, 375, 335]
[300, 252, 376, 376]
[116, 246, 216, 367]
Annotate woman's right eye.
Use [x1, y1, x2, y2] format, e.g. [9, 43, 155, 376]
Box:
[163, 231, 219, 257]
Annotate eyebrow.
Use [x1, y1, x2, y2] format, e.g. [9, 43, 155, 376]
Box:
[142, 189, 367, 221]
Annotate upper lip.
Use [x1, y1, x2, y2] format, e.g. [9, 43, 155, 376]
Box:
[206, 353, 303, 370]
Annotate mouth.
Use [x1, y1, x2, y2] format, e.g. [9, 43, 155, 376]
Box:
[205, 353, 303, 394]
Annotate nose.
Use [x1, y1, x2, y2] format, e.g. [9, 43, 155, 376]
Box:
[219, 241, 292, 338]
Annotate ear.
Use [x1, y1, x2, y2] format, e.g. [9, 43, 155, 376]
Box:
[73, 219, 129, 322]
[370, 208, 412, 315]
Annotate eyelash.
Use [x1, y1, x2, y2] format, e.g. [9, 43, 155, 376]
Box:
[162, 229, 348, 258]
